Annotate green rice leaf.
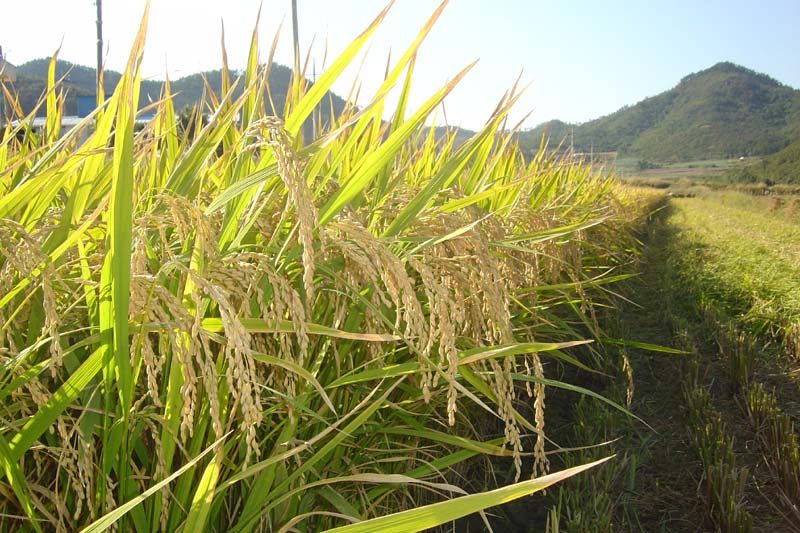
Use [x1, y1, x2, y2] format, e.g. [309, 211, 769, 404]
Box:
[183, 455, 221, 533]
[323, 457, 612, 533]
[9, 347, 103, 459]
[79, 433, 229, 533]
[252, 352, 337, 415]
[0, 434, 41, 532]
[510, 373, 649, 428]
[601, 338, 689, 354]
[284, 3, 393, 136]
[320, 62, 476, 225]
[45, 53, 61, 144]
[198, 317, 400, 342]
[327, 362, 419, 388]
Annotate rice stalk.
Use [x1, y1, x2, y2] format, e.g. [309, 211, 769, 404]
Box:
[0, 2, 656, 530]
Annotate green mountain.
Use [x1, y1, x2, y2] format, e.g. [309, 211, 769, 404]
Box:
[519, 62, 800, 162]
[728, 139, 800, 184]
[7, 58, 346, 127]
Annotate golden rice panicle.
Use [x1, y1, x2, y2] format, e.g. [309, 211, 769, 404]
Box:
[22, 374, 50, 412]
[423, 211, 520, 430]
[329, 219, 427, 348]
[407, 253, 462, 410]
[499, 209, 546, 291]
[264, 266, 310, 367]
[61, 429, 89, 521]
[194, 270, 261, 465]
[323, 221, 407, 372]
[622, 349, 634, 408]
[423, 211, 509, 341]
[35, 412, 89, 525]
[412, 215, 471, 387]
[104, 475, 117, 532]
[191, 286, 223, 440]
[489, 358, 524, 480]
[133, 417, 171, 529]
[502, 210, 554, 479]
[520, 356, 534, 399]
[406, 256, 441, 403]
[129, 226, 163, 407]
[0, 220, 63, 374]
[467, 219, 514, 344]
[414, 207, 553, 481]
[507, 204, 569, 285]
[530, 351, 549, 479]
[78, 435, 96, 520]
[41, 263, 64, 376]
[162, 195, 218, 258]
[130, 272, 201, 438]
[142, 196, 231, 440]
[258, 117, 319, 310]
[214, 251, 309, 398]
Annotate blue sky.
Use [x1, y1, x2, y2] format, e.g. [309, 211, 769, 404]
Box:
[2, 1, 799, 130]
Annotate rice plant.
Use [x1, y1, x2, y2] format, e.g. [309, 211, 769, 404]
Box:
[684, 381, 752, 532]
[668, 195, 800, 359]
[744, 383, 800, 523]
[0, 3, 651, 531]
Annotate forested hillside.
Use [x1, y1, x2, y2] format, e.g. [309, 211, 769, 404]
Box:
[728, 139, 800, 184]
[519, 62, 800, 162]
[10, 58, 346, 126]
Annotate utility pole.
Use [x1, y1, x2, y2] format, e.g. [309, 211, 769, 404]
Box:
[96, 0, 103, 106]
[0, 48, 17, 127]
[291, 0, 313, 142]
[312, 58, 317, 136]
[291, 0, 300, 76]
[570, 127, 574, 154]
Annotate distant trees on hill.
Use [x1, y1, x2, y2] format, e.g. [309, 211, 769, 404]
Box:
[8, 58, 347, 127]
[517, 62, 800, 162]
[728, 140, 800, 185]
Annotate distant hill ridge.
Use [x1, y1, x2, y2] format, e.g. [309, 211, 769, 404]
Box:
[8, 59, 800, 163]
[519, 62, 800, 162]
[8, 58, 347, 126]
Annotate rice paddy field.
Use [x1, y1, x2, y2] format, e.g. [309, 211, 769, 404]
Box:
[2, 4, 799, 532]
[668, 192, 800, 354]
[616, 157, 742, 182]
[531, 188, 800, 531]
[0, 6, 669, 532]
[624, 191, 800, 531]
